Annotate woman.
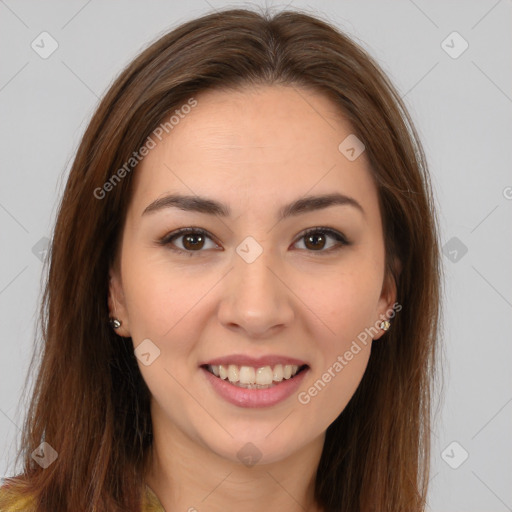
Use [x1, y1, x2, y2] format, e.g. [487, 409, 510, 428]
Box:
[0, 6, 442, 512]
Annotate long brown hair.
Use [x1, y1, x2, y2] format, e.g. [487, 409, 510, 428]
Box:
[1, 7, 442, 511]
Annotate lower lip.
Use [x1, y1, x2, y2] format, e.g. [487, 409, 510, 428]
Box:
[200, 366, 309, 408]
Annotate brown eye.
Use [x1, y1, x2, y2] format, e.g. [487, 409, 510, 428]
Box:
[181, 232, 206, 251]
[159, 226, 350, 257]
[160, 228, 219, 256]
[294, 228, 350, 254]
[304, 232, 327, 251]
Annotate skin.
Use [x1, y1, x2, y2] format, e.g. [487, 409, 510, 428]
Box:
[108, 84, 397, 512]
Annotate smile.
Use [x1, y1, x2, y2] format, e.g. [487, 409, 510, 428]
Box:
[204, 363, 308, 389]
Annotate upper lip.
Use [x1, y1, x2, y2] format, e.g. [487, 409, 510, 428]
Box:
[200, 354, 309, 368]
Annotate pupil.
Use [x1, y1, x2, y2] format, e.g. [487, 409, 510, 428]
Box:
[184, 234, 203, 250]
[306, 233, 324, 250]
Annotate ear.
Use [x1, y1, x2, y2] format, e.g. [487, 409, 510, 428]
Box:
[373, 257, 401, 341]
[108, 264, 131, 338]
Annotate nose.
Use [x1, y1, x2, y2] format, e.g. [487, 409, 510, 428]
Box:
[217, 244, 295, 338]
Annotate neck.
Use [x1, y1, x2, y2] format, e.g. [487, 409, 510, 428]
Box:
[144, 412, 325, 512]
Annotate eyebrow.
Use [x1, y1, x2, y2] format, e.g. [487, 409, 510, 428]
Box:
[142, 192, 365, 220]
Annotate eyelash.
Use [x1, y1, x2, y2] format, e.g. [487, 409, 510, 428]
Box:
[157, 226, 351, 257]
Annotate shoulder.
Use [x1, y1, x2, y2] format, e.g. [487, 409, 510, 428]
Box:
[0, 482, 162, 511]
[0, 482, 36, 511]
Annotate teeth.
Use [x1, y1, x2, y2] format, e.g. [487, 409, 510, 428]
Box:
[227, 364, 239, 383]
[239, 366, 255, 384]
[256, 366, 273, 385]
[209, 363, 302, 386]
[273, 364, 284, 382]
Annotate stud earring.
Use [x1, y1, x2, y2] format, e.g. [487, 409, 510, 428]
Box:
[379, 320, 391, 331]
[109, 318, 122, 329]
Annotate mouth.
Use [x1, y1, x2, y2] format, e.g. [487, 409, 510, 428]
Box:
[200, 363, 309, 389]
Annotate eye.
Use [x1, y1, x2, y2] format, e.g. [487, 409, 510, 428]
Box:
[158, 227, 219, 256]
[293, 227, 350, 254]
[158, 226, 350, 256]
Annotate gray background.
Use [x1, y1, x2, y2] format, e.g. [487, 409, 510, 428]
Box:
[1, 1, 511, 510]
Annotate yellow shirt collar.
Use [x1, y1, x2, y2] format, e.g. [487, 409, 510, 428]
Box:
[0, 482, 165, 511]
[144, 483, 165, 511]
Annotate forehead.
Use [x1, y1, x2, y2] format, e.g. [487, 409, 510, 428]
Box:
[128, 85, 380, 224]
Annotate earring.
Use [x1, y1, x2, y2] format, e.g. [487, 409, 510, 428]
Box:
[109, 318, 122, 329]
[379, 320, 391, 331]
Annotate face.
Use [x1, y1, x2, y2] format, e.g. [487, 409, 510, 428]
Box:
[109, 84, 397, 466]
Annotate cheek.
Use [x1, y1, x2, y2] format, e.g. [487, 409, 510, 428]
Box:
[309, 267, 382, 345]
[121, 245, 198, 336]
[300, 261, 380, 410]
[299, 282, 374, 422]
[120, 247, 219, 373]
[327, 344, 371, 417]
[122, 266, 171, 338]
[297, 334, 371, 431]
